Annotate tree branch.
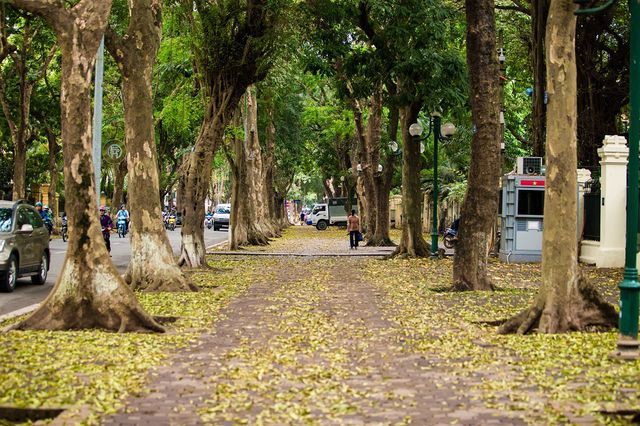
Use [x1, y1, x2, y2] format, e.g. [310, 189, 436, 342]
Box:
[506, 123, 529, 145]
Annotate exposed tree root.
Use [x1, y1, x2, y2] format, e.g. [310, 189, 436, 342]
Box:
[451, 275, 496, 292]
[393, 237, 430, 258]
[178, 237, 210, 269]
[10, 262, 164, 333]
[366, 237, 396, 247]
[126, 235, 199, 292]
[498, 275, 617, 335]
[125, 265, 199, 292]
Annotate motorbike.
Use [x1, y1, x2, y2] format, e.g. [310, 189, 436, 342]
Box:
[43, 217, 53, 235]
[205, 215, 214, 230]
[443, 227, 458, 249]
[166, 215, 176, 231]
[61, 216, 68, 242]
[117, 217, 128, 238]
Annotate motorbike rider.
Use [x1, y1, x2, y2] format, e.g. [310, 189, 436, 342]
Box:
[99, 206, 114, 253]
[35, 202, 53, 234]
[116, 204, 129, 233]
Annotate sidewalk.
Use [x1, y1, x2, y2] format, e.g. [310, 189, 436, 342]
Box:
[1, 227, 637, 425]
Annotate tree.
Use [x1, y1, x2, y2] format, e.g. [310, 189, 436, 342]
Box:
[0, 6, 57, 200]
[532, 0, 550, 158]
[178, 0, 285, 267]
[10, 0, 163, 332]
[355, 0, 467, 257]
[227, 86, 278, 249]
[451, 0, 502, 290]
[105, 0, 196, 292]
[576, 5, 629, 167]
[499, 0, 617, 334]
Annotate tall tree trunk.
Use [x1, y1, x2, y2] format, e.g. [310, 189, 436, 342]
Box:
[105, 0, 196, 292]
[229, 98, 270, 249]
[395, 101, 429, 257]
[111, 159, 127, 208]
[244, 86, 277, 238]
[46, 126, 59, 221]
[499, 0, 616, 334]
[12, 137, 27, 200]
[349, 97, 372, 235]
[10, 0, 162, 332]
[262, 104, 280, 233]
[178, 101, 225, 268]
[369, 104, 398, 246]
[452, 0, 502, 291]
[532, 0, 549, 157]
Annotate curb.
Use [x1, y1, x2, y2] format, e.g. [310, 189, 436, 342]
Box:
[206, 240, 229, 251]
[0, 303, 40, 323]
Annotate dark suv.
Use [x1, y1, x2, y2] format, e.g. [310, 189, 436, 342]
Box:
[0, 200, 50, 292]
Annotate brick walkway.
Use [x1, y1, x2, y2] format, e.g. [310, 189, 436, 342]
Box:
[103, 257, 525, 425]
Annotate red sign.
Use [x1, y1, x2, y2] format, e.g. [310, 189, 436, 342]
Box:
[520, 180, 545, 187]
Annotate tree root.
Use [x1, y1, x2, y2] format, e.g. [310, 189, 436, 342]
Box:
[125, 265, 199, 292]
[366, 237, 396, 247]
[451, 276, 496, 292]
[10, 289, 164, 333]
[498, 274, 617, 335]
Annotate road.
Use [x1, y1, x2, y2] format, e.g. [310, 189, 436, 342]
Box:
[0, 228, 228, 317]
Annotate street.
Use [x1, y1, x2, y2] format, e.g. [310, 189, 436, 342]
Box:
[0, 228, 228, 316]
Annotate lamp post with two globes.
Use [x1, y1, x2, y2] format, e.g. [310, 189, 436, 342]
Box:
[409, 113, 456, 257]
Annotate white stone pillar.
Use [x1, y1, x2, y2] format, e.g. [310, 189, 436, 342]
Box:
[597, 135, 628, 268]
[577, 168, 592, 244]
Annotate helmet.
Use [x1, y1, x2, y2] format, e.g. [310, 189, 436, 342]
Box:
[99, 206, 106, 212]
[35, 202, 43, 207]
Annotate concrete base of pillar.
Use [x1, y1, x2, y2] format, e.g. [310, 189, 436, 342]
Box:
[579, 240, 599, 265]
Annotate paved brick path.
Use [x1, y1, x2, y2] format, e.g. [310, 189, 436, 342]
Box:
[103, 256, 526, 425]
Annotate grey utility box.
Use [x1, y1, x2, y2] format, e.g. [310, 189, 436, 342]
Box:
[499, 174, 545, 263]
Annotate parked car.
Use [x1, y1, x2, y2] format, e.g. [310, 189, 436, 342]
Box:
[0, 200, 50, 292]
[213, 204, 231, 231]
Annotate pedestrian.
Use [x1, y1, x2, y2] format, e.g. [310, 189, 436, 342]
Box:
[347, 209, 361, 250]
[300, 210, 305, 225]
[99, 206, 114, 254]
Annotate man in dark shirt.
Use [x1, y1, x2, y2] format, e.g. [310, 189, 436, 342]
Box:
[99, 206, 113, 253]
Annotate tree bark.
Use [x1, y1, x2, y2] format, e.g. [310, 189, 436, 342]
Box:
[229, 92, 271, 249]
[179, 97, 237, 267]
[451, 0, 502, 291]
[499, 0, 617, 334]
[111, 159, 127, 208]
[105, 0, 196, 292]
[369, 104, 398, 246]
[395, 101, 429, 257]
[532, 0, 549, 158]
[10, 0, 162, 332]
[262, 102, 281, 233]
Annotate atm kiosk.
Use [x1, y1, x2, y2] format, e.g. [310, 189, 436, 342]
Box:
[499, 174, 545, 263]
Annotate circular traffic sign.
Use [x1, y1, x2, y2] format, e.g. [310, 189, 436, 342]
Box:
[104, 142, 125, 164]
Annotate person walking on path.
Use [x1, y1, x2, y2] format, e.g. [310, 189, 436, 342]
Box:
[347, 209, 361, 250]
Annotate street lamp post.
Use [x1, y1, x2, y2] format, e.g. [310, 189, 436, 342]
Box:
[431, 114, 441, 257]
[576, 0, 639, 358]
[409, 115, 456, 257]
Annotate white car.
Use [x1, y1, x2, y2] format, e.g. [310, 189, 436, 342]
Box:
[213, 204, 230, 231]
